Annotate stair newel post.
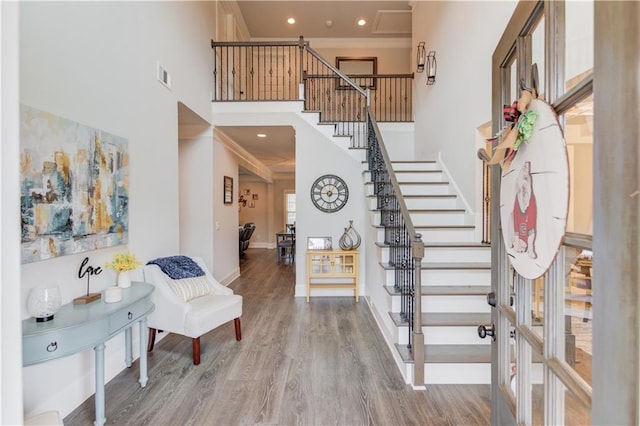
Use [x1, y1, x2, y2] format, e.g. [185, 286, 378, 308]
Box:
[298, 36, 305, 100]
[412, 233, 425, 386]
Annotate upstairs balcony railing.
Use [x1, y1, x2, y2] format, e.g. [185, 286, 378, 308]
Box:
[211, 37, 413, 148]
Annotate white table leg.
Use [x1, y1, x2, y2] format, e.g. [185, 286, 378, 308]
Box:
[139, 318, 148, 387]
[125, 327, 132, 367]
[94, 342, 106, 426]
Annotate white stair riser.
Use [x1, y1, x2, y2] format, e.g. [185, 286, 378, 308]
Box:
[390, 294, 491, 313]
[395, 326, 490, 345]
[379, 246, 490, 263]
[399, 184, 451, 196]
[376, 227, 476, 243]
[364, 171, 444, 183]
[404, 197, 459, 210]
[385, 269, 491, 285]
[391, 162, 440, 171]
[424, 247, 491, 263]
[365, 184, 451, 196]
[395, 172, 444, 182]
[368, 196, 459, 210]
[372, 211, 467, 226]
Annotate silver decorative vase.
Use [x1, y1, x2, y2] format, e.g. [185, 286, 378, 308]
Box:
[339, 220, 361, 250]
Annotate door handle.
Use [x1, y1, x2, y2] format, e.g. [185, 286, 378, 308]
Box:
[477, 324, 495, 341]
[486, 291, 514, 307]
[486, 291, 496, 307]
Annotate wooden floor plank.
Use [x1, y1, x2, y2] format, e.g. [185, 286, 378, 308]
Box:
[63, 248, 490, 425]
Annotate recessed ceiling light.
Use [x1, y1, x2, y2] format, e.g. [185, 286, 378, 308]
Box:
[357, 19, 366, 26]
[257, 133, 267, 138]
[287, 17, 296, 24]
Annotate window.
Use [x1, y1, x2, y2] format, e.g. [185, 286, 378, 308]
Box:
[285, 191, 296, 225]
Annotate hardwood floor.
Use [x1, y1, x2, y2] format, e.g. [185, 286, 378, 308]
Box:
[64, 249, 491, 425]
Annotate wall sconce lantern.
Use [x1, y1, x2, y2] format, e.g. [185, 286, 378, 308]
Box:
[416, 42, 426, 73]
[426, 51, 437, 85]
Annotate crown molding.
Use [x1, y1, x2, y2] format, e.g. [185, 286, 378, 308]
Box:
[214, 127, 273, 183]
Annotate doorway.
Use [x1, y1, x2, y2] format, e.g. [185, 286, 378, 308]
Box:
[490, 1, 594, 424]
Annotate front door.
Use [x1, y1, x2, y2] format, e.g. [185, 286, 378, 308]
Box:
[489, 1, 594, 424]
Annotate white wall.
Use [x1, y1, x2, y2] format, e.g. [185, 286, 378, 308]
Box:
[378, 122, 415, 160]
[212, 141, 241, 284]
[1, 2, 24, 424]
[19, 2, 216, 418]
[179, 133, 215, 268]
[412, 1, 516, 213]
[238, 178, 269, 245]
[314, 45, 411, 74]
[211, 102, 368, 297]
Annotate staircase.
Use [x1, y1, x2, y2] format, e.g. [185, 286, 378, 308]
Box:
[364, 160, 492, 384]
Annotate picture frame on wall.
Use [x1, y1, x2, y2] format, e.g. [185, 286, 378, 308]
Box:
[336, 56, 377, 90]
[223, 176, 233, 204]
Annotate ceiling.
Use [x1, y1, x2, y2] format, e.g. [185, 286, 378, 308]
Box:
[221, 1, 412, 178]
[236, 1, 412, 39]
[217, 126, 296, 175]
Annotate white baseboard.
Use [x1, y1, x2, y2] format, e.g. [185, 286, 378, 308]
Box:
[219, 267, 240, 286]
[294, 285, 364, 299]
[249, 242, 275, 249]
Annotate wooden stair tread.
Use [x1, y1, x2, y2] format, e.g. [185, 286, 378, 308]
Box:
[391, 160, 438, 164]
[373, 208, 466, 213]
[399, 181, 450, 185]
[394, 170, 443, 174]
[376, 242, 490, 249]
[381, 262, 490, 270]
[385, 285, 491, 296]
[395, 344, 491, 364]
[423, 242, 490, 248]
[390, 312, 491, 327]
[365, 181, 449, 186]
[374, 224, 475, 230]
[421, 262, 490, 269]
[366, 194, 457, 198]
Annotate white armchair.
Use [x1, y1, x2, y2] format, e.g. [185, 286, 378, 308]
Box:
[142, 256, 242, 365]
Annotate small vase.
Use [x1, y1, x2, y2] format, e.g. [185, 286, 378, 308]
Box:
[339, 220, 361, 250]
[117, 271, 131, 288]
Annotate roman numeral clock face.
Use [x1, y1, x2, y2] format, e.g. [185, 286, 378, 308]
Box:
[310, 174, 349, 213]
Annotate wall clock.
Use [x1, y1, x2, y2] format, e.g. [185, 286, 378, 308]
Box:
[310, 174, 349, 213]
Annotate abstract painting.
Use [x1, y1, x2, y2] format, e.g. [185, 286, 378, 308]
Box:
[20, 105, 129, 263]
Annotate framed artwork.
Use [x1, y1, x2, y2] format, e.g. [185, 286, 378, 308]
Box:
[223, 176, 233, 204]
[336, 56, 377, 89]
[308, 237, 332, 250]
[20, 105, 129, 263]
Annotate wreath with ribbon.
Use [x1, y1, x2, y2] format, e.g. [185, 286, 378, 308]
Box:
[478, 70, 540, 171]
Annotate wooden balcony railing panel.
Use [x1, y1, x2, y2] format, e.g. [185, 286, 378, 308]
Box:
[212, 39, 413, 123]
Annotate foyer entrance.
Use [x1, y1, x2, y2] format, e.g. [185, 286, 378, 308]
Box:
[489, 1, 594, 424]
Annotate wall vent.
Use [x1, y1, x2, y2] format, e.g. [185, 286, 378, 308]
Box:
[157, 62, 172, 90]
